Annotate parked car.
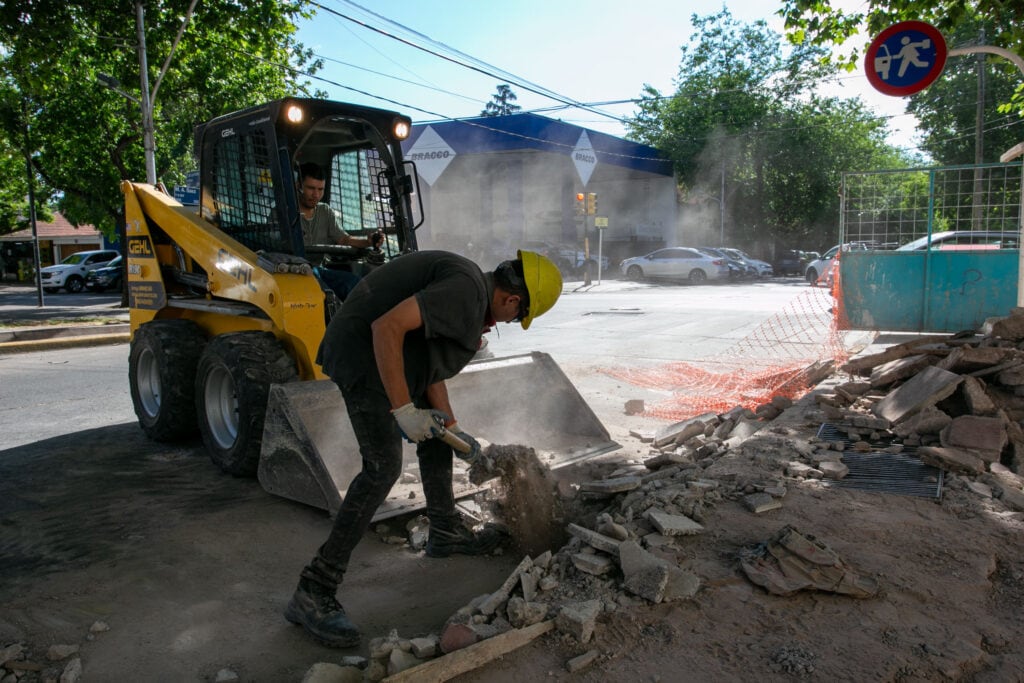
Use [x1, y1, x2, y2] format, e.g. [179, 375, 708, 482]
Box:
[773, 250, 804, 277]
[804, 242, 873, 287]
[721, 248, 773, 277]
[40, 249, 120, 293]
[520, 239, 610, 277]
[619, 247, 731, 283]
[84, 255, 124, 292]
[895, 230, 1020, 251]
[696, 247, 749, 280]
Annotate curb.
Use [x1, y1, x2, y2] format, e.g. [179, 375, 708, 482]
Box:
[0, 325, 130, 353]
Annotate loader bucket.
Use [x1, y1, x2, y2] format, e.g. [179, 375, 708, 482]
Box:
[257, 352, 619, 519]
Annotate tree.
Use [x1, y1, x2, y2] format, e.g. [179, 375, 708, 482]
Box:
[905, 15, 1023, 164]
[0, 0, 322, 237]
[627, 9, 907, 253]
[778, 0, 1024, 113]
[481, 84, 521, 117]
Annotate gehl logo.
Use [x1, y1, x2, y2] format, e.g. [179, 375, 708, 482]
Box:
[128, 236, 154, 257]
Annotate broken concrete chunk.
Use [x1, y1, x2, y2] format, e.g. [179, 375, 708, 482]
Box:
[479, 556, 534, 615]
[917, 446, 986, 475]
[819, 461, 850, 480]
[645, 509, 704, 536]
[742, 492, 782, 513]
[555, 600, 602, 643]
[624, 399, 645, 415]
[618, 540, 700, 603]
[629, 428, 655, 443]
[46, 644, 79, 661]
[728, 416, 764, 441]
[940, 415, 1007, 457]
[892, 406, 952, 437]
[869, 354, 933, 388]
[786, 461, 823, 479]
[566, 649, 600, 673]
[871, 365, 963, 424]
[579, 476, 641, 494]
[653, 412, 718, 447]
[409, 635, 439, 659]
[567, 523, 622, 554]
[302, 663, 363, 683]
[572, 552, 615, 575]
[959, 376, 998, 416]
[59, 658, 83, 683]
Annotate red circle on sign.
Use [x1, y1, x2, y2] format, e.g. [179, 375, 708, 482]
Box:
[865, 20, 947, 96]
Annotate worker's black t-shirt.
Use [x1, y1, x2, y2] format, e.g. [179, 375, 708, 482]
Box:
[317, 250, 490, 397]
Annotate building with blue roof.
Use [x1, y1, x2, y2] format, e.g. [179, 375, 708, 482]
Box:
[401, 112, 677, 273]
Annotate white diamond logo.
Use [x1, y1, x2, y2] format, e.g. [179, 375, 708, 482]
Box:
[572, 131, 597, 186]
[406, 126, 456, 186]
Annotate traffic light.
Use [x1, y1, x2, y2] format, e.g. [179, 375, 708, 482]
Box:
[575, 192, 585, 216]
[586, 192, 597, 216]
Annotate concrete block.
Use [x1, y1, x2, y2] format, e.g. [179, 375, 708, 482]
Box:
[624, 399, 645, 415]
[645, 509, 704, 536]
[960, 376, 998, 416]
[572, 552, 615, 575]
[556, 600, 602, 643]
[742, 492, 782, 513]
[566, 649, 600, 673]
[819, 461, 850, 480]
[653, 412, 718, 447]
[567, 523, 622, 554]
[869, 354, 933, 388]
[940, 415, 1007, 457]
[872, 365, 963, 424]
[892, 406, 952, 437]
[409, 636, 439, 659]
[918, 446, 986, 475]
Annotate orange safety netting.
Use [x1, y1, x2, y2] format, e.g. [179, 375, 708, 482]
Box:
[604, 282, 856, 421]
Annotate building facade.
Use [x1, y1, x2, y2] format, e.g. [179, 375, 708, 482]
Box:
[401, 113, 677, 271]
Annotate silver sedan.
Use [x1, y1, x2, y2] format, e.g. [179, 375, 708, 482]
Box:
[619, 247, 731, 283]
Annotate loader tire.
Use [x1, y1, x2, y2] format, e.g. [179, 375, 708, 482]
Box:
[196, 332, 298, 477]
[130, 319, 207, 441]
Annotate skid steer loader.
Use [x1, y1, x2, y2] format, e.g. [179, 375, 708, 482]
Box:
[125, 97, 618, 520]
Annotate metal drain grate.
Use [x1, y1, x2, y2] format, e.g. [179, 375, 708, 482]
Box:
[815, 423, 943, 499]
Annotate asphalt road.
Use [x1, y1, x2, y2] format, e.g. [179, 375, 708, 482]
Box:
[0, 277, 871, 450]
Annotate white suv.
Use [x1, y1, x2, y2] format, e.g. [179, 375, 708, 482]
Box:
[40, 249, 120, 293]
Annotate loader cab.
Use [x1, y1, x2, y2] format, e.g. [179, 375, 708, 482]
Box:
[193, 97, 421, 260]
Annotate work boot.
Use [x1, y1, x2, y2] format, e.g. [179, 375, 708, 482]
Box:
[425, 520, 509, 558]
[284, 577, 361, 648]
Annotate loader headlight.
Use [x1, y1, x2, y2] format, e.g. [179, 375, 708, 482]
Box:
[286, 104, 304, 123]
[392, 119, 410, 140]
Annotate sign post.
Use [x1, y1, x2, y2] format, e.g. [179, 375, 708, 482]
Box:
[595, 216, 608, 284]
[865, 21, 947, 97]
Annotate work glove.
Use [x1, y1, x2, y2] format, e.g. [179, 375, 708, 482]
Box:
[391, 403, 450, 443]
[370, 230, 384, 250]
[446, 422, 482, 463]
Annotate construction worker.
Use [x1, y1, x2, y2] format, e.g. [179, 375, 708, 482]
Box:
[285, 249, 563, 648]
[297, 162, 383, 300]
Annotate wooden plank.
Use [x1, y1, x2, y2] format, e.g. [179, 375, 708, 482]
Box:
[382, 620, 555, 683]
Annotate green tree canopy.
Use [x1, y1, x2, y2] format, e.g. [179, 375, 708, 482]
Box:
[779, 0, 1024, 119]
[627, 9, 907, 254]
[0, 0, 322, 236]
[481, 84, 521, 117]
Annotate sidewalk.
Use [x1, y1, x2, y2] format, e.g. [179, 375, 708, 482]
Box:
[0, 283, 130, 352]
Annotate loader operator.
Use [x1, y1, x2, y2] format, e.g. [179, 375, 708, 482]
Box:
[285, 248, 563, 648]
[297, 162, 384, 300]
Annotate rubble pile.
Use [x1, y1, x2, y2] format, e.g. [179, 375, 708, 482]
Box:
[0, 622, 108, 683]
[313, 312, 1024, 680]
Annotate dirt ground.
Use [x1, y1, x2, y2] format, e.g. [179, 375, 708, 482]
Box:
[2, 369, 1024, 682]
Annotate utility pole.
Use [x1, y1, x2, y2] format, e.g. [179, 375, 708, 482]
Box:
[22, 101, 43, 307]
[136, 1, 157, 185]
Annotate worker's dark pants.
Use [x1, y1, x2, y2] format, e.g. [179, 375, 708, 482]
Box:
[300, 377, 456, 591]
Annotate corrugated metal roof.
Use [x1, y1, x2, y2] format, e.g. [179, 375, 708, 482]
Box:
[403, 113, 673, 177]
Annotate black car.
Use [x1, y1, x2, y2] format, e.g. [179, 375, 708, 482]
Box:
[773, 250, 803, 277]
[84, 255, 123, 292]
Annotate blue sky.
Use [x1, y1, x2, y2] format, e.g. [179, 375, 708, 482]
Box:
[295, 0, 919, 147]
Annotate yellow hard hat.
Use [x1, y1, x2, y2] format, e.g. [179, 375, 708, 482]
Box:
[517, 249, 563, 330]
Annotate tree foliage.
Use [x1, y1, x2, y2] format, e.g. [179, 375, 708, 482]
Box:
[904, 15, 1023, 164]
[779, 0, 1024, 115]
[627, 9, 907, 254]
[0, 0, 322, 236]
[481, 84, 521, 117]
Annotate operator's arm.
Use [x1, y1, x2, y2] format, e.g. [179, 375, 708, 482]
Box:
[337, 231, 383, 249]
[370, 296, 421, 409]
